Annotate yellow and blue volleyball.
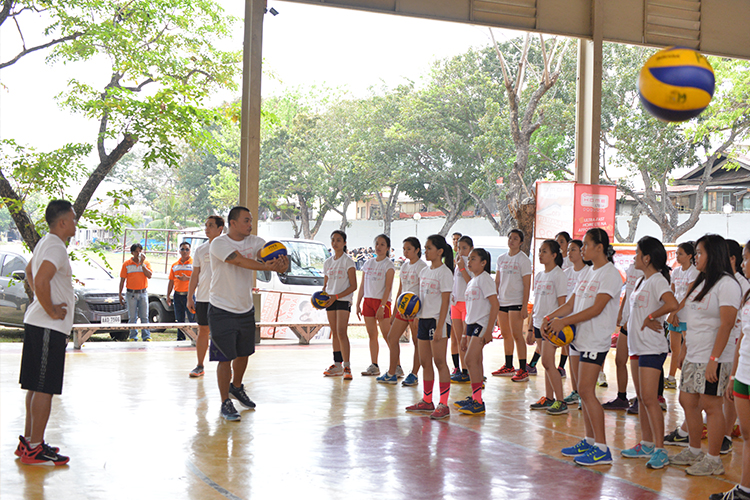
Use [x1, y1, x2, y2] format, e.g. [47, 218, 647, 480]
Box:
[258, 240, 287, 262]
[548, 322, 576, 348]
[638, 46, 715, 122]
[311, 291, 330, 310]
[396, 292, 421, 318]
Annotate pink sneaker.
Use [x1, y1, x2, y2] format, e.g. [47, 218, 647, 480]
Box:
[406, 399, 435, 413]
[430, 403, 450, 420]
[511, 369, 529, 382]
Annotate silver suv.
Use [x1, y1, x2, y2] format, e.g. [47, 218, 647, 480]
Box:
[0, 247, 130, 340]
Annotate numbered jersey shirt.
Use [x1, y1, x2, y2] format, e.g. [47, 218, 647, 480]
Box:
[323, 254, 356, 302]
[619, 264, 645, 326]
[682, 275, 742, 364]
[192, 242, 212, 303]
[627, 273, 672, 355]
[209, 233, 265, 314]
[532, 267, 568, 329]
[734, 296, 750, 385]
[400, 259, 428, 295]
[465, 272, 497, 331]
[452, 255, 474, 304]
[361, 257, 396, 300]
[418, 264, 454, 320]
[571, 263, 623, 353]
[672, 264, 699, 322]
[496, 251, 532, 307]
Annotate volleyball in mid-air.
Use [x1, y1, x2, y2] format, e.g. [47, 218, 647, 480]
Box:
[396, 292, 421, 318]
[258, 240, 288, 262]
[638, 46, 715, 122]
[547, 322, 576, 348]
[311, 291, 330, 310]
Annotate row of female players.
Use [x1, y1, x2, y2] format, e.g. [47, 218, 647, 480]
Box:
[318, 227, 750, 499]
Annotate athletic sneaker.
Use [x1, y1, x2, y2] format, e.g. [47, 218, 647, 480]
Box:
[430, 403, 450, 420]
[564, 391, 580, 404]
[406, 399, 435, 413]
[665, 377, 677, 389]
[546, 400, 569, 415]
[721, 436, 733, 454]
[361, 364, 380, 376]
[343, 367, 353, 380]
[686, 455, 724, 476]
[221, 399, 241, 421]
[511, 369, 529, 382]
[597, 372, 608, 387]
[530, 396, 555, 410]
[646, 449, 670, 469]
[526, 365, 537, 375]
[558, 366, 566, 378]
[492, 365, 515, 377]
[377, 373, 399, 385]
[450, 371, 471, 384]
[658, 396, 667, 411]
[395, 366, 405, 378]
[670, 448, 704, 466]
[732, 424, 742, 439]
[323, 364, 344, 377]
[561, 439, 593, 457]
[21, 442, 70, 466]
[458, 400, 486, 415]
[453, 396, 474, 409]
[621, 443, 655, 458]
[664, 428, 689, 446]
[402, 373, 418, 386]
[710, 486, 750, 500]
[626, 399, 639, 414]
[15, 436, 59, 458]
[574, 446, 613, 466]
[189, 365, 205, 378]
[451, 367, 460, 376]
[602, 397, 630, 410]
[229, 383, 256, 409]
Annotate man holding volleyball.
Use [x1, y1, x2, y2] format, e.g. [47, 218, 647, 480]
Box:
[208, 206, 288, 421]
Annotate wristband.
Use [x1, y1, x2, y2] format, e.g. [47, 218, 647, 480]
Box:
[648, 314, 654, 321]
[544, 316, 550, 322]
[710, 356, 717, 362]
[334, 295, 339, 300]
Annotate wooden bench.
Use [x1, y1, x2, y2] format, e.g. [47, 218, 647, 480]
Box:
[72, 323, 199, 349]
[257, 321, 366, 345]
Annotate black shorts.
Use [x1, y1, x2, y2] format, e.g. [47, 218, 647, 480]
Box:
[19, 324, 67, 395]
[620, 326, 628, 336]
[207, 304, 256, 361]
[326, 300, 351, 312]
[578, 351, 608, 366]
[195, 301, 209, 326]
[499, 305, 523, 313]
[465, 323, 483, 337]
[534, 327, 543, 340]
[417, 318, 451, 341]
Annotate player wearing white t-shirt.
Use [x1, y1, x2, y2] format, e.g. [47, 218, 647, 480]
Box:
[405, 235, 454, 420]
[544, 228, 623, 467]
[17, 201, 77, 466]
[666, 242, 698, 388]
[492, 229, 532, 382]
[449, 236, 474, 383]
[455, 249, 499, 416]
[321, 230, 358, 380]
[556, 231, 572, 271]
[560, 239, 591, 405]
[620, 237, 678, 470]
[186, 215, 225, 379]
[355, 234, 395, 377]
[208, 207, 288, 422]
[381, 237, 426, 386]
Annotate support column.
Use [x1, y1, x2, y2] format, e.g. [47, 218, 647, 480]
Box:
[574, 0, 603, 185]
[239, 0, 266, 231]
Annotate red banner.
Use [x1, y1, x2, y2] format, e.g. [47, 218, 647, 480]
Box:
[573, 184, 617, 239]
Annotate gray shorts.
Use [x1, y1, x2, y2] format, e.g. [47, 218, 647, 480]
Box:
[680, 360, 732, 396]
[207, 304, 255, 361]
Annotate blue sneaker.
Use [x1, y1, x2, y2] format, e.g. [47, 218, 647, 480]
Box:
[646, 448, 669, 469]
[621, 443, 655, 458]
[377, 373, 398, 385]
[453, 396, 473, 409]
[458, 400, 486, 415]
[402, 373, 418, 387]
[574, 446, 613, 466]
[561, 439, 593, 457]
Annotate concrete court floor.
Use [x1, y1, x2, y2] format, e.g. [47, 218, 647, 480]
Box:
[0, 338, 745, 500]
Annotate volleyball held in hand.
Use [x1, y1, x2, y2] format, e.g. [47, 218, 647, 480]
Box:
[258, 240, 288, 262]
[396, 292, 421, 319]
[311, 291, 331, 310]
[638, 46, 715, 122]
[547, 322, 576, 348]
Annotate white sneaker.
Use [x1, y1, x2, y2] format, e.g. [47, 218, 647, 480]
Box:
[323, 364, 344, 377]
[395, 366, 404, 378]
[598, 372, 608, 387]
[361, 364, 380, 376]
[686, 455, 724, 476]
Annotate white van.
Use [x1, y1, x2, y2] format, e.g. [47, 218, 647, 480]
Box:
[468, 236, 510, 274]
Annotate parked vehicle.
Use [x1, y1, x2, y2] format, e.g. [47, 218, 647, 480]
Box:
[469, 236, 510, 274]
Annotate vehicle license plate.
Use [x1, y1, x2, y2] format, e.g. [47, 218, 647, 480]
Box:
[102, 315, 121, 324]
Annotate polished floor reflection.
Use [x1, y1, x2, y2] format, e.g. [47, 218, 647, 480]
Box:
[1, 339, 743, 499]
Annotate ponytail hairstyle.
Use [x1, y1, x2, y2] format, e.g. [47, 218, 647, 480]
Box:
[542, 239, 564, 268]
[678, 241, 695, 266]
[403, 236, 422, 258]
[586, 228, 615, 263]
[508, 228, 525, 242]
[472, 248, 492, 274]
[636, 236, 671, 284]
[744, 240, 750, 306]
[727, 239, 743, 277]
[331, 230, 348, 253]
[426, 234, 454, 273]
[374, 233, 391, 257]
[688, 234, 736, 302]
[570, 239, 592, 266]
[458, 235, 474, 249]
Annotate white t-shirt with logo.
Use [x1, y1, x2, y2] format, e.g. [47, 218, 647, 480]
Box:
[361, 257, 395, 300]
[627, 273, 672, 356]
[496, 251, 532, 306]
[192, 242, 213, 303]
[24, 233, 76, 335]
[400, 259, 428, 295]
[323, 254, 356, 302]
[682, 275, 742, 364]
[452, 255, 474, 304]
[532, 267, 568, 329]
[465, 272, 498, 330]
[620, 264, 645, 326]
[735, 297, 750, 385]
[672, 264, 700, 322]
[418, 264, 454, 320]
[209, 233, 265, 314]
[571, 263, 623, 353]
[719, 273, 750, 362]
[565, 266, 587, 299]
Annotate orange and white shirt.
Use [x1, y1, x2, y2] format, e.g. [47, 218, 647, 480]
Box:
[169, 257, 193, 293]
[120, 258, 152, 291]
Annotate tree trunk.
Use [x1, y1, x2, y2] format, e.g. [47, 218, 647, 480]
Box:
[615, 204, 643, 243]
[298, 195, 312, 240]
